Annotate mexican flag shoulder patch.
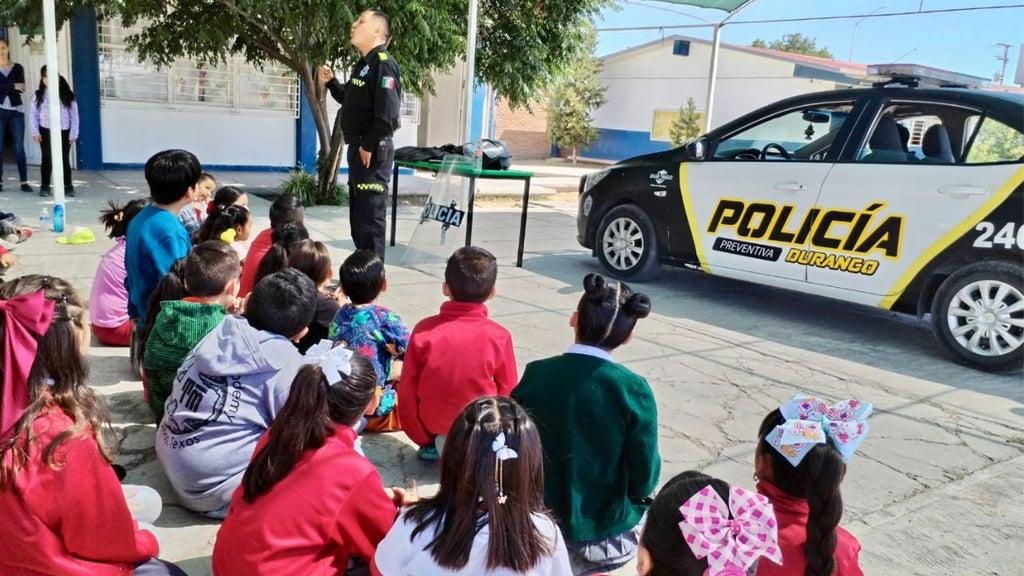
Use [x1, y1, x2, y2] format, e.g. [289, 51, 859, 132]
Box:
[381, 76, 396, 89]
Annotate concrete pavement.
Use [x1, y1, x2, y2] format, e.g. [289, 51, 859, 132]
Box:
[1, 167, 1021, 576]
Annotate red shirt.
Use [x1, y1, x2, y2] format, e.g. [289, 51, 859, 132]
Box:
[212, 425, 397, 576]
[0, 405, 159, 576]
[756, 480, 864, 576]
[237, 228, 274, 298]
[398, 301, 518, 447]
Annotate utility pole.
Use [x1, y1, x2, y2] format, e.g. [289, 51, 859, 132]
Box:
[995, 43, 1011, 84]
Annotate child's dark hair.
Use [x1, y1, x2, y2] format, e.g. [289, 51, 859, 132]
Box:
[444, 246, 498, 303]
[287, 240, 332, 288]
[144, 149, 202, 205]
[758, 409, 845, 576]
[269, 194, 305, 228]
[35, 65, 76, 108]
[210, 185, 247, 212]
[339, 250, 385, 305]
[197, 204, 251, 244]
[246, 268, 317, 338]
[98, 199, 148, 239]
[198, 172, 216, 185]
[406, 396, 552, 572]
[254, 221, 310, 285]
[576, 273, 651, 350]
[134, 259, 189, 368]
[642, 471, 731, 576]
[0, 275, 112, 489]
[241, 353, 377, 503]
[185, 241, 242, 298]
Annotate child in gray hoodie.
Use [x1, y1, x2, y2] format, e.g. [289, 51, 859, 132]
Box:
[156, 268, 317, 518]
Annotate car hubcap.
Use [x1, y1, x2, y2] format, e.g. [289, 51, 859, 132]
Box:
[946, 280, 1024, 357]
[602, 217, 644, 271]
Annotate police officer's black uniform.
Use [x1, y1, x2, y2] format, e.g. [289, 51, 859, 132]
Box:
[326, 44, 401, 260]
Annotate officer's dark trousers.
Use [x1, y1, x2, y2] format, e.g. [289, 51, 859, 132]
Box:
[347, 139, 393, 260]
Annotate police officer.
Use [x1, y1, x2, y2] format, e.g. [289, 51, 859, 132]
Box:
[319, 10, 401, 260]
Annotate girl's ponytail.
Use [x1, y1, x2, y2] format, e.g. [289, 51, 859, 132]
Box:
[575, 273, 651, 350]
[98, 199, 147, 239]
[242, 364, 330, 503]
[802, 448, 844, 576]
[196, 204, 249, 244]
[241, 353, 376, 503]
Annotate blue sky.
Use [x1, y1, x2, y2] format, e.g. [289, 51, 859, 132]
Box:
[596, 0, 1024, 84]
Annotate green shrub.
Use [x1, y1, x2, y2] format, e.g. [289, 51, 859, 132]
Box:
[280, 168, 318, 205]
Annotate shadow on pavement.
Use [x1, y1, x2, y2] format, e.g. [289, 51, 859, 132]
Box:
[522, 250, 1023, 403]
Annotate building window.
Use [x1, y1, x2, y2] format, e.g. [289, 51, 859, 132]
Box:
[400, 93, 420, 124]
[98, 18, 299, 117]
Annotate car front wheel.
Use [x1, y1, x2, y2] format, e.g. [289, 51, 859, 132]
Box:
[595, 204, 660, 281]
[930, 261, 1024, 371]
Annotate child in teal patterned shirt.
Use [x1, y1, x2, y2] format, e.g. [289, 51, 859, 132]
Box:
[329, 250, 410, 431]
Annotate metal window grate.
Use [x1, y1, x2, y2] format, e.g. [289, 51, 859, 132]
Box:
[97, 18, 299, 116]
[401, 93, 420, 124]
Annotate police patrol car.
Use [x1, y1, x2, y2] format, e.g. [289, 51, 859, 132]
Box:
[577, 65, 1024, 371]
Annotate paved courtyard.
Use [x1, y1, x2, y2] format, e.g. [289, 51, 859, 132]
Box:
[1, 166, 1021, 576]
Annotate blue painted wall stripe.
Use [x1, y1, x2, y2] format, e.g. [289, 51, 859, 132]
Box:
[578, 128, 672, 161]
[69, 9, 103, 170]
[296, 79, 318, 171]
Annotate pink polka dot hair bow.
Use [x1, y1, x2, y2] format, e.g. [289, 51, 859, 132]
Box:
[679, 485, 782, 576]
[766, 395, 873, 467]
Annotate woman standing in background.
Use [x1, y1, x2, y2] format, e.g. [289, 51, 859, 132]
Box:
[0, 39, 33, 193]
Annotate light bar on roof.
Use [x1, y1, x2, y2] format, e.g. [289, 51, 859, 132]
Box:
[867, 64, 987, 88]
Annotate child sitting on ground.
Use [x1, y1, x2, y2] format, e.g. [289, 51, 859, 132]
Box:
[376, 396, 573, 575]
[214, 346, 415, 575]
[637, 471, 782, 576]
[179, 171, 215, 236]
[287, 240, 340, 353]
[0, 275, 185, 576]
[156, 268, 317, 518]
[143, 241, 241, 419]
[90, 199, 148, 347]
[512, 273, 658, 575]
[330, 249, 409, 432]
[132, 259, 188, 381]
[398, 246, 518, 461]
[197, 204, 252, 262]
[125, 149, 199, 328]
[237, 194, 305, 298]
[755, 395, 871, 576]
[0, 210, 33, 246]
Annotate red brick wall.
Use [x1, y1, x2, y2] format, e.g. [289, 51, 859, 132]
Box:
[494, 99, 551, 160]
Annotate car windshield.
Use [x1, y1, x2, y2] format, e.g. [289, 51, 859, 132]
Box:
[714, 104, 854, 160]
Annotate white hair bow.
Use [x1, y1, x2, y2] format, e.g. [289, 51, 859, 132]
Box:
[303, 340, 353, 386]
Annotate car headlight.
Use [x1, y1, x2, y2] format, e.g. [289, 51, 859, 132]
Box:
[582, 169, 610, 194]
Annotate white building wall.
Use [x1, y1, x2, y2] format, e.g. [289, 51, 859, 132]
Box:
[595, 39, 836, 134]
[101, 102, 295, 166]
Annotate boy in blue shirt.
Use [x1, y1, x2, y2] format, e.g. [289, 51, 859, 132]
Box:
[125, 149, 200, 324]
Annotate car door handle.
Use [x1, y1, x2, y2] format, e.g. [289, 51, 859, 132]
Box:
[772, 181, 808, 192]
[937, 185, 986, 196]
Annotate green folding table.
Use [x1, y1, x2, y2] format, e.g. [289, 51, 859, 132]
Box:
[390, 160, 535, 267]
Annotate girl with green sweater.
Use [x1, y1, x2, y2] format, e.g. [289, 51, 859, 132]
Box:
[512, 273, 659, 576]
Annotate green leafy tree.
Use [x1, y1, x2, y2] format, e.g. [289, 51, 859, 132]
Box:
[669, 97, 702, 147]
[968, 120, 1024, 163]
[3, 0, 609, 201]
[547, 23, 606, 164]
[751, 33, 833, 59]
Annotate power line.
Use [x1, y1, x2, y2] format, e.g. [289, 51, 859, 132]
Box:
[597, 4, 1024, 32]
[995, 42, 1012, 84]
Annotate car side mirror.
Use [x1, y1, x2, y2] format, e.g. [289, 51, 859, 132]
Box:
[685, 138, 706, 161]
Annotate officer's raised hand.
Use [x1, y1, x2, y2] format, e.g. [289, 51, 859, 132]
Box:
[318, 65, 334, 84]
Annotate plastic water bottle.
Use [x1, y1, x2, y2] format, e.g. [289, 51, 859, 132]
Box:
[39, 207, 50, 229]
[53, 204, 65, 234]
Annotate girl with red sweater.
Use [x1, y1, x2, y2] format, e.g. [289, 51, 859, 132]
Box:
[0, 275, 184, 576]
[213, 345, 413, 576]
[755, 395, 872, 576]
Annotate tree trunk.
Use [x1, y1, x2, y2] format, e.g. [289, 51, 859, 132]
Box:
[298, 63, 346, 203]
[571, 146, 578, 164]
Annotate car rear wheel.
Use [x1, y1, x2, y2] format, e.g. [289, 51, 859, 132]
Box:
[595, 204, 660, 281]
[930, 261, 1024, 371]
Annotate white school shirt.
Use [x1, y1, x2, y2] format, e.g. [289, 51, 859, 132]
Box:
[375, 510, 574, 576]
